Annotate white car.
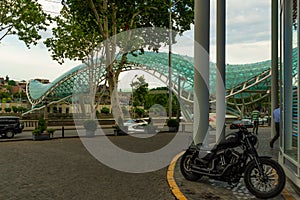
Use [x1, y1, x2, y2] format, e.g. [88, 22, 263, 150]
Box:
[123, 119, 148, 133]
[123, 119, 148, 127]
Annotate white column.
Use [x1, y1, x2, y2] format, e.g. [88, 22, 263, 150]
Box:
[193, 0, 210, 145]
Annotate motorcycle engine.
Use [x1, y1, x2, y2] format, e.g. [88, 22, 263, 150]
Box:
[216, 149, 240, 173]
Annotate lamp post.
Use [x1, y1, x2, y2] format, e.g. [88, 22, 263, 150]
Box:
[168, 0, 173, 120]
[168, 0, 180, 120]
[43, 98, 49, 126]
[131, 74, 138, 119]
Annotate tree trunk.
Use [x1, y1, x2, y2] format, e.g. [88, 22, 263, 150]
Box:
[108, 71, 124, 124]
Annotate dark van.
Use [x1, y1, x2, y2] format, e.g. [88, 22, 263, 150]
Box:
[0, 116, 24, 138]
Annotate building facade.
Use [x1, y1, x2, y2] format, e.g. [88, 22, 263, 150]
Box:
[278, 0, 300, 188]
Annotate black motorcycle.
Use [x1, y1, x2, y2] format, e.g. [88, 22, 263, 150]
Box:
[180, 126, 286, 199]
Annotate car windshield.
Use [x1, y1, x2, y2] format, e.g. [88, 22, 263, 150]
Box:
[124, 119, 135, 124]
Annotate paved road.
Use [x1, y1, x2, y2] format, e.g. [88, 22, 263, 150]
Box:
[0, 130, 189, 200]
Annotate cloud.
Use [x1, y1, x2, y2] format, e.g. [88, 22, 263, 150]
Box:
[0, 0, 274, 82]
[0, 37, 80, 81]
[226, 0, 271, 44]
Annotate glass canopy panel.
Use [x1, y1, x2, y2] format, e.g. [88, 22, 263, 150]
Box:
[28, 50, 298, 108]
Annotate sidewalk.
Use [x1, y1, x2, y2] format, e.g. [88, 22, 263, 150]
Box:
[171, 127, 300, 200]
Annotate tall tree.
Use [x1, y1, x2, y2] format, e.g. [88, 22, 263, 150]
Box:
[0, 0, 51, 47]
[45, 0, 194, 120]
[131, 75, 149, 107]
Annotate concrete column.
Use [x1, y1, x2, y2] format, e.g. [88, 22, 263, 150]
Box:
[193, 0, 210, 145]
[271, 0, 279, 139]
[216, 0, 226, 142]
[283, 0, 293, 150]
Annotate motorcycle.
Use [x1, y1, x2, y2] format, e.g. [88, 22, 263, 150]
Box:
[180, 126, 286, 199]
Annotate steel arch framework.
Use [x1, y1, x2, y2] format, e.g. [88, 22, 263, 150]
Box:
[25, 50, 298, 117]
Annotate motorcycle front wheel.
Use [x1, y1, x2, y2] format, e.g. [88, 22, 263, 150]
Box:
[180, 152, 202, 181]
[244, 157, 286, 199]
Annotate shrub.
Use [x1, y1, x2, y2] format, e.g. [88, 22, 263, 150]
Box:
[167, 119, 179, 128]
[46, 128, 56, 134]
[32, 118, 48, 135]
[32, 128, 42, 135]
[12, 106, 18, 113]
[38, 118, 47, 132]
[101, 107, 110, 114]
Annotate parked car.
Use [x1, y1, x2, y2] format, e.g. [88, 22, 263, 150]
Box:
[123, 119, 148, 127]
[0, 116, 24, 138]
[229, 119, 254, 129]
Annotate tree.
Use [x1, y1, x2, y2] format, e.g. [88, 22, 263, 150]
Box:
[45, 0, 194, 120]
[131, 75, 149, 107]
[0, 0, 51, 47]
[145, 87, 179, 117]
[8, 80, 16, 86]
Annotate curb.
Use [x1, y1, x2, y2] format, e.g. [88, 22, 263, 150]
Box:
[282, 187, 296, 200]
[167, 151, 187, 200]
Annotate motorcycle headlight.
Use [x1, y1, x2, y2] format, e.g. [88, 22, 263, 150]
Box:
[248, 135, 258, 146]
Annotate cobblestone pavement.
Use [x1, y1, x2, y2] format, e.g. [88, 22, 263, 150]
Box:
[174, 126, 299, 200]
[0, 133, 177, 200]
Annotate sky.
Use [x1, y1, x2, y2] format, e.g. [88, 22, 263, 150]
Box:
[0, 0, 275, 83]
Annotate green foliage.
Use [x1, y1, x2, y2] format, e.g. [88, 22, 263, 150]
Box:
[0, 0, 51, 47]
[12, 106, 18, 113]
[83, 120, 97, 131]
[32, 128, 42, 135]
[7, 80, 16, 86]
[37, 118, 47, 132]
[145, 88, 179, 117]
[4, 107, 11, 113]
[45, 1, 194, 64]
[46, 128, 56, 134]
[17, 106, 26, 113]
[96, 110, 100, 118]
[167, 119, 179, 128]
[32, 118, 47, 135]
[131, 76, 149, 107]
[101, 107, 110, 114]
[133, 107, 145, 118]
[0, 92, 10, 99]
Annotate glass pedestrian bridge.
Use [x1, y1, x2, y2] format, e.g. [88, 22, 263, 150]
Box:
[25, 49, 298, 117]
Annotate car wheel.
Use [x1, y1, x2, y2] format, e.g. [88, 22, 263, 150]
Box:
[5, 131, 15, 139]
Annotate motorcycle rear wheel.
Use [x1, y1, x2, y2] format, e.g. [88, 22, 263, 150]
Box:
[180, 152, 202, 181]
[244, 158, 286, 199]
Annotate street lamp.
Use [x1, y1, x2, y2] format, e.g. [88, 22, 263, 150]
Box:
[43, 98, 49, 126]
[168, 0, 181, 120]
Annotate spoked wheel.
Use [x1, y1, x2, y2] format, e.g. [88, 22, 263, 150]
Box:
[5, 131, 14, 139]
[180, 152, 202, 181]
[244, 157, 286, 199]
